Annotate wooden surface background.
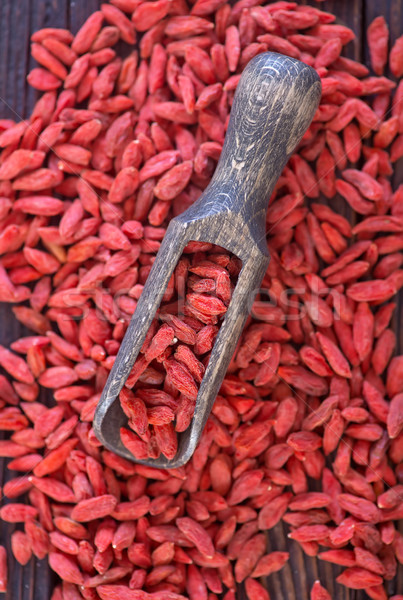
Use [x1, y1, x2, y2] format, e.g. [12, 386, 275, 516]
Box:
[0, 1, 402, 599]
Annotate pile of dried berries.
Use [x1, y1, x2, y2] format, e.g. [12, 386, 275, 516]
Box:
[120, 242, 240, 461]
[0, 1, 401, 599]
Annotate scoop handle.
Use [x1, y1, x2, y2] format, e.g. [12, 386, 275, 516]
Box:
[199, 52, 321, 227]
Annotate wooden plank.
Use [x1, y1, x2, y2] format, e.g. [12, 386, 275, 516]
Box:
[68, 0, 100, 34]
[363, 0, 403, 359]
[362, 0, 403, 588]
[0, 2, 69, 598]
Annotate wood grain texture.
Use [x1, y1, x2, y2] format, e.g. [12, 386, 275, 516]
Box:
[0, 1, 401, 599]
[0, 5, 98, 600]
[94, 52, 321, 468]
[363, 0, 403, 387]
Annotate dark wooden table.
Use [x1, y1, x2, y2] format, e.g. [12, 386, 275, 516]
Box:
[0, 1, 402, 599]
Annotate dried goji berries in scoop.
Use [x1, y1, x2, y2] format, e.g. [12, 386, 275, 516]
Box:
[93, 52, 321, 467]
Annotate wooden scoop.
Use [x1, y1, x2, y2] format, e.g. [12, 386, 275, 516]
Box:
[94, 52, 321, 468]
